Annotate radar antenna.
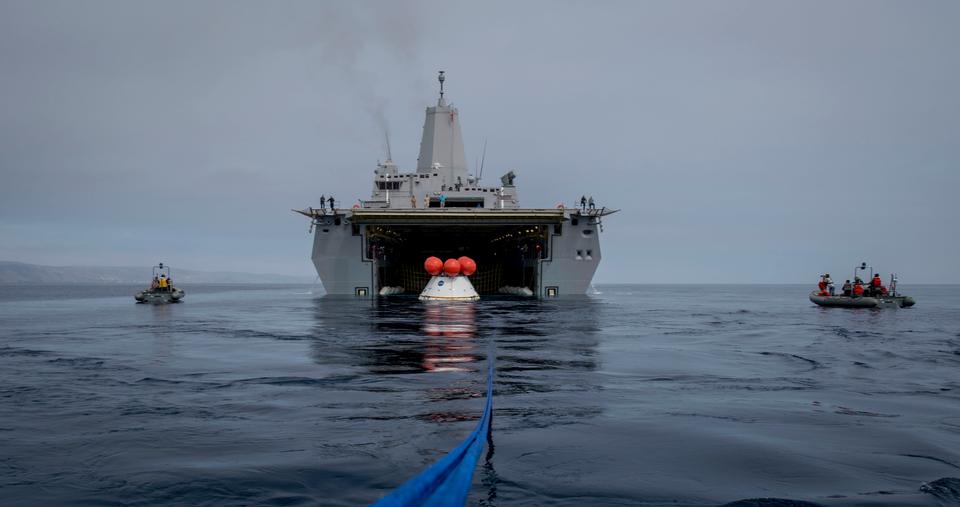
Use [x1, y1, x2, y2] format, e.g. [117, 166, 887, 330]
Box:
[438, 70, 445, 100]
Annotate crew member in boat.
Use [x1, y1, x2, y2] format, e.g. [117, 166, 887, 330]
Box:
[815, 276, 829, 296]
[852, 279, 865, 297]
[817, 276, 828, 293]
[823, 273, 834, 295]
[158, 275, 169, 291]
[841, 279, 852, 296]
[870, 273, 888, 296]
[870, 274, 883, 296]
[151, 276, 159, 290]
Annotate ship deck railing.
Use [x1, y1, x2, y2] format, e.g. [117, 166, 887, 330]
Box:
[294, 206, 617, 225]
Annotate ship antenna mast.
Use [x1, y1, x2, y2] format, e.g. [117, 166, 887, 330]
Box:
[384, 130, 393, 161]
[478, 138, 487, 183]
[438, 70, 445, 100]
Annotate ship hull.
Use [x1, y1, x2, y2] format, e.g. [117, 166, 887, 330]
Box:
[308, 208, 603, 297]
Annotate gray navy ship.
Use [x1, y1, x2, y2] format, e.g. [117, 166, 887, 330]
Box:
[296, 72, 616, 297]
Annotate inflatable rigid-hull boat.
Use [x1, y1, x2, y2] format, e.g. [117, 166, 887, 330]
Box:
[809, 291, 915, 308]
[135, 288, 185, 304]
[135, 262, 184, 304]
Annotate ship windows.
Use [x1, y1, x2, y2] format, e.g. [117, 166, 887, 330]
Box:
[586, 249, 593, 260]
[377, 181, 401, 190]
[576, 250, 583, 260]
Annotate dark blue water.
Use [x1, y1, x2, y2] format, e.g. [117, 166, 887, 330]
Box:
[1, 284, 959, 506]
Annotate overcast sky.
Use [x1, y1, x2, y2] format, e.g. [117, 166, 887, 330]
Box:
[1, 1, 958, 283]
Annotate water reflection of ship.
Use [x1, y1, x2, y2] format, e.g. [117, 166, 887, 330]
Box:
[308, 297, 604, 424]
[422, 302, 477, 372]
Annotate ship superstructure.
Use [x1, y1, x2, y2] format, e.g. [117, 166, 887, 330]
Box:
[296, 72, 615, 297]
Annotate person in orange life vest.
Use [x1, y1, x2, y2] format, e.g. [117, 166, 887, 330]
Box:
[852, 280, 865, 297]
[823, 273, 834, 295]
[869, 274, 883, 296]
[818, 276, 827, 292]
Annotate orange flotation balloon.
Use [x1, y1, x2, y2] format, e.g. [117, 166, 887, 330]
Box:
[443, 258, 461, 276]
[424, 256, 443, 276]
[457, 256, 477, 276]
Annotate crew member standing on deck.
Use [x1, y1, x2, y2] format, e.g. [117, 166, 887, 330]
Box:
[320, 194, 325, 209]
[580, 195, 587, 210]
[328, 195, 335, 211]
[410, 194, 417, 208]
[424, 194, 430, 208]
[588, 196, 595, 210]
[440, 194, 447, 208]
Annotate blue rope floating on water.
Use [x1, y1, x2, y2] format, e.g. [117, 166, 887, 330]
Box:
[372, 356, 494, 507]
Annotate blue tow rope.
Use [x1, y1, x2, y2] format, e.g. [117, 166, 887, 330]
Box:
[372, 356, 494, 507]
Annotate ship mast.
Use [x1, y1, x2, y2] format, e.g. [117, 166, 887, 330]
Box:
[416, 71, 467, 187]
[438, 70, 445, 102]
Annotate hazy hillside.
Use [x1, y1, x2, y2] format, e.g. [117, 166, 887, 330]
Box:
[0, 261, 315, 285]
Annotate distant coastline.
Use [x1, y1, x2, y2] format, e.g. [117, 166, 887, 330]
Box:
[0, 261, 315, 285]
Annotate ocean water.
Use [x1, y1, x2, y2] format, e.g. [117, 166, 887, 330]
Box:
[1, 284, 959, 507]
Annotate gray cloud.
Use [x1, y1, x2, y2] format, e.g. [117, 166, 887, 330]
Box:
[1, 0, 958, 282]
